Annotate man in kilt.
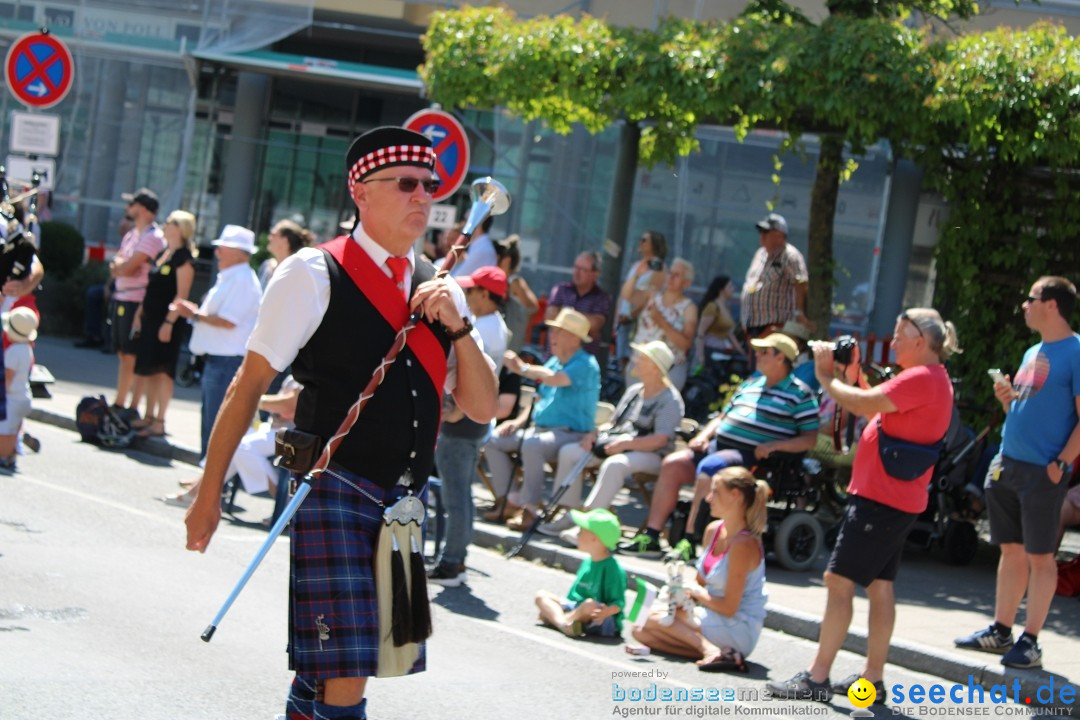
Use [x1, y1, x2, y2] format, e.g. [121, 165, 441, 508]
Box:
[184, 126, 497, 720]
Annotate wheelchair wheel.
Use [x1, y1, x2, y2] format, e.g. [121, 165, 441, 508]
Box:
[774, 511, 824, 571]
[943, 519, 979, 566]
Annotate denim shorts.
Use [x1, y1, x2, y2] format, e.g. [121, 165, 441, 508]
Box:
[561, 601, 618, 637]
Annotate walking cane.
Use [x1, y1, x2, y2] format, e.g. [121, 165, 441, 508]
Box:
[202, 177, 511, 642]
[504, 447, 596, 560]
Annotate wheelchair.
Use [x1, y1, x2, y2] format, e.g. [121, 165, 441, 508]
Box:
[756, 452, 830, 572]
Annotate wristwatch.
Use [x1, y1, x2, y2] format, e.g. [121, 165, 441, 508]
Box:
[1054, 458, 1071, 473]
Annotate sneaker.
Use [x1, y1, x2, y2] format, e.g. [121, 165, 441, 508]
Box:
[1001, 634, 1042, 669]
[160, 493, 194, 508]
[0, 456, 16, 473]
[617, 533, 663, 558]
[954, 625, 1014, 654]
[21, 433, 41, 453]
[767, 670, 833, 702]
[667, 538, 697, 563]
[831, 674, 886, 704]
[537, 514, 575, 537]
[427, 562, 467, 587]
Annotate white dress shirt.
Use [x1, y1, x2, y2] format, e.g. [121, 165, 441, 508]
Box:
[247, 225, 482, 391]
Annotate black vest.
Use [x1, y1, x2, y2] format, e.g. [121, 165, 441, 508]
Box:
[292, 252, 451, 488]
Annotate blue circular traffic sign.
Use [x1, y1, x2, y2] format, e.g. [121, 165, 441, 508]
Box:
[404, 109, 470, 202]
[5, 30, 75, 109]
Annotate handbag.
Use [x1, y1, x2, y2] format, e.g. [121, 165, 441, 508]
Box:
[876, 418, 944, 481]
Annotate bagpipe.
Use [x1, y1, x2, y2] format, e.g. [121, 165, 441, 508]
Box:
[0, 166, 43, 283]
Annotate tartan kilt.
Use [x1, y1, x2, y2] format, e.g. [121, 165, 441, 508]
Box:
[288, 468, 427, 677]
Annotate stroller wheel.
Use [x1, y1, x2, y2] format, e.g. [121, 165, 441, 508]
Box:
[773, 511, 824, 572]
[943, 520, 979, 565]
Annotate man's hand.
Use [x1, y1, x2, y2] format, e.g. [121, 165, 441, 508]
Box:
[993, 374, 1017, 411]
[171, 299, 199, 319]
[1048, 462, 1066, 485]
[579, 431, 597, 451]
[688, 433, 710, 454]
[184, 477, 221, 553]
[754, 442, 776, 460]
[411, 278, 464, 331]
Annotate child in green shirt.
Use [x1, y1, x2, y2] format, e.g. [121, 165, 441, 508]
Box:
[535, 508, 628, 637]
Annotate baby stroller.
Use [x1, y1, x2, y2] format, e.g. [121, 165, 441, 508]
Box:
[905, 404, 992, 565]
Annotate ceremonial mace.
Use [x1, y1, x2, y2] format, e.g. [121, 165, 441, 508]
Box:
[202, 177, 510, 642]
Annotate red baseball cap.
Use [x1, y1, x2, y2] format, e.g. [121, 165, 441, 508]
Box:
[457, 266, 508, 299]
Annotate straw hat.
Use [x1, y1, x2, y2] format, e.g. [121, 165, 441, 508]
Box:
[3, 306, 39, 343]
[631, 340, 674, 378]
[545, 307, 592, 343]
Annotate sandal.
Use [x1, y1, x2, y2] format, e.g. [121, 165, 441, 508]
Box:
[131, 416, 156, 430]
[137, 420, 166, 438]
[697, 648, 747, 673]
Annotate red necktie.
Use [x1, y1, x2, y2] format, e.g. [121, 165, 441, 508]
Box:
[385, 256, 409, 301]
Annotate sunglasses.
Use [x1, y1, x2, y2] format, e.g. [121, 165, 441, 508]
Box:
[898, 312, 924, 338]
[362, 177, 441, 195]
[1026, 295, 1043, 303]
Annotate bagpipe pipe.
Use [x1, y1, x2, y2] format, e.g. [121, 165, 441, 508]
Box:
[0, 166, 43, 284]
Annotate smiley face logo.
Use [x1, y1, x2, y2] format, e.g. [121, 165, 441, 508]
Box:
[847, 678, 877, 708]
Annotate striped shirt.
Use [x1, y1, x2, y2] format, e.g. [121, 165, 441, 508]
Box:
[740, 243, 808, 328]
[713, 374, 819, 452]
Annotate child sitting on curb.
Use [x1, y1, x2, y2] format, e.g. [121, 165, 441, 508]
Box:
[535, 508, 628, 638]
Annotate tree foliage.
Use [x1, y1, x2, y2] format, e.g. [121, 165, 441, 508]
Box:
[421, 8, 1080, 409]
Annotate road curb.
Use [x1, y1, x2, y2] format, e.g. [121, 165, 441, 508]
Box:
[29, 407, 203, 467]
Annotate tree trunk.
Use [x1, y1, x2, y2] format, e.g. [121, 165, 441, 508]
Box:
[807, 135, 843, 336]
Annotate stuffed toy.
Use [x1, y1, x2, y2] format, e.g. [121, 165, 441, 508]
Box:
[658, 558, 697, 627]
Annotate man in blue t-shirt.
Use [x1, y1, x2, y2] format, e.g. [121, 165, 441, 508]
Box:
[483, 308, 601, 531]
[955, 276, 1080, 670]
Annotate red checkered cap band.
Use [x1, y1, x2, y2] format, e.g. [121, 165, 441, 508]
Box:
[347, 145, 437, 192]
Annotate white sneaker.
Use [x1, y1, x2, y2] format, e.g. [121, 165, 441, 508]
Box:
[558, 527, 581, 546]
[537, 514, 575, 537]
[160, 493, 193, 508]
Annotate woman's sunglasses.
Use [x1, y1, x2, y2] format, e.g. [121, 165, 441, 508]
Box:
[362, 177, 441, 195]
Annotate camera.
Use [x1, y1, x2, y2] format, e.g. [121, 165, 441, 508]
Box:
[647, 258, 663, 271]
[809, 335, 858, 365]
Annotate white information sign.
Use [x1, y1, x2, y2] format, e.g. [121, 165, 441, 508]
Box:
[4, 156, 55, 189]
[428, 204, 458, 230]
[9, 112, 61, 156]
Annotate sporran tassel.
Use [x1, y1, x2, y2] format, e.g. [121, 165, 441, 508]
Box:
[390, 533, 411, 647]
[408, 532, 432, 643]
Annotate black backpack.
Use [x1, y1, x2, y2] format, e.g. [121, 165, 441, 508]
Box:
[75, 396, 136, 448]
[75, 395, 109, 443]
[97, 406, 136, 449]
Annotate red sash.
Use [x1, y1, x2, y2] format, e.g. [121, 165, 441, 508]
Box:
[322, 236, 447, 395]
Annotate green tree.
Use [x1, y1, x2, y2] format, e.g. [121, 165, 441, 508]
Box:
[422, 8, 1080, 407]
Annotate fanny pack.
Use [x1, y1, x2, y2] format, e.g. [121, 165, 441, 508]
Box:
[876, 418, 944, 481]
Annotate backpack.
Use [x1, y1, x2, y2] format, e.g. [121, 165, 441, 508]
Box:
[75, 395, 109, 443]
[97, 405, 136, 449]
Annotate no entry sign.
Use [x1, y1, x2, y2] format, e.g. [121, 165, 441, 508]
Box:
[5, 31, 75, 109]
[404, 109, 470, 202]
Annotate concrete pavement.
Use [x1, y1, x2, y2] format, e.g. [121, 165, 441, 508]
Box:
[27, 333, 1080, 710]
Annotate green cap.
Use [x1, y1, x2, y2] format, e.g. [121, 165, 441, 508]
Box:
[570, 508, 621, 550]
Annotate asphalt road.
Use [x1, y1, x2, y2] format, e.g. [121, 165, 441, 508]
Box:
[1, 421, 1052, 720]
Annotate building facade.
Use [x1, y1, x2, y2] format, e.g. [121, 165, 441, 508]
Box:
[0, 0, 1071, 336]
